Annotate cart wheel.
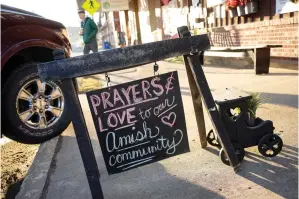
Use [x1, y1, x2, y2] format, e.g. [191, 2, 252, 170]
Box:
[258, 134, 283, 157]
[207, 130, 221, 148]
[219, 147, 245, 166]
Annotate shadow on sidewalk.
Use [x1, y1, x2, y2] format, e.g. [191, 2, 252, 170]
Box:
[260, 92, 298, 109]
[101, 154, 225, 199]
[205, 145, 298, 199]
[237, 145, 298, 199]
[42, 135, 224, 199]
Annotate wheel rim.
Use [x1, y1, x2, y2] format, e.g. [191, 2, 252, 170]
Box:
[259, 134, 283, 157]
[220, 147, 245, 166]
[16, 79, 64, 129]
[220, 148, 230, 165]
[207, 130, 221, 147]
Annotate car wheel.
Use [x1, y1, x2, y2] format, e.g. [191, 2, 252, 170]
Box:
[2, 63, 70, 144]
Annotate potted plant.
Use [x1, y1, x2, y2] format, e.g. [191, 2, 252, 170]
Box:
[245, 0, 258, 14]
[233, 91, 268, 126]
[246, 92, 263, 126]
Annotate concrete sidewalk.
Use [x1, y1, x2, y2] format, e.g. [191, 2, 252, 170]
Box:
[18, 62, 298, 199]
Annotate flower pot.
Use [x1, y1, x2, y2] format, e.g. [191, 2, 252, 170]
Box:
[237, 5, 245, 16]
[245, 1, 258, 14]
[247, 112, 256, 126]
[230, 8, 238, 18]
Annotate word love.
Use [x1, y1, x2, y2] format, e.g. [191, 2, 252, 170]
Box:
[98, 107, 137, 132]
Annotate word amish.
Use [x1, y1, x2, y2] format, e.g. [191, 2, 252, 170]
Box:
[87, 71, 190, 174]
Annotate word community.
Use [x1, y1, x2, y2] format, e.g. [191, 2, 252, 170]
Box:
[87, 71, 190, 174]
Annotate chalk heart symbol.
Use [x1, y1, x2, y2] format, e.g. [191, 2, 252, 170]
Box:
[161, 112, 176, 127]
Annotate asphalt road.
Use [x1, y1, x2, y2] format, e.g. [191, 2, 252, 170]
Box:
[37, 61, 298, 199]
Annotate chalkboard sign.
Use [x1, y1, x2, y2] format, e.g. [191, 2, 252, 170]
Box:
[86, 71, 190, 174]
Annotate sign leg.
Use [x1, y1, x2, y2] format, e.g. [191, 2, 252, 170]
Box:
[178, 27, 208, 149]
[177, 26, 239, 170]
[182, 56, 208, 148]
[187, 55, 240, 170]
[60, 79, 104, 199]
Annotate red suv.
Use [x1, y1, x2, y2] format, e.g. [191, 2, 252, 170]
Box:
[1, 5, 72, 144]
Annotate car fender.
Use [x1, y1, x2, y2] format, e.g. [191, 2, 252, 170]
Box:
[1, 25, 71, 68]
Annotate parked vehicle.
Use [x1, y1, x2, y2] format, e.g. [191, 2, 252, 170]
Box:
[1, 5, 72, 144]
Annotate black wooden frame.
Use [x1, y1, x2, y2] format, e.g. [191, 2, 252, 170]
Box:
[39, 27, 239, 199]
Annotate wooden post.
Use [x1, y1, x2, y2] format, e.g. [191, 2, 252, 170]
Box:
[178, 28, 207, 148]
[124, 10, 131, 46]
[132, 0, 142, 44]
[254, 48, 270, 74]
[183, 56, 208, 148]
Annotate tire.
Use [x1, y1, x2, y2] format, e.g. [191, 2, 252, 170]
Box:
[258, 134, 283, 157]
[207, 129, 221, 148]
[2, 63, 71, 144]
[219, 147, 245, 166]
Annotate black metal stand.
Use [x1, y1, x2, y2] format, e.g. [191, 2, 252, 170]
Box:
[38, 29, 243, 198]
[187, 55, 240, 169]
[54, 52, 104, 199]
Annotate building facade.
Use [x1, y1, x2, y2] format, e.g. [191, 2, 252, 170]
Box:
[96, 0, 298, 66]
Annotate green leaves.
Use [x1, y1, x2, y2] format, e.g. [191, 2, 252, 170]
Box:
[246, 91, 268, 117]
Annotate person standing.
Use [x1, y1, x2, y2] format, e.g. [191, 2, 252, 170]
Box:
[78, 9, 98, 55]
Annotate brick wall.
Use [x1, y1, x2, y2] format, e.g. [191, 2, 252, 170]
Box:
[202, 0, 299, 61]
[209, 17, 298, 60]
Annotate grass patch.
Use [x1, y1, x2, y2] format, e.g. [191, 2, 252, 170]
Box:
[76, 76, 104, 93]
[164, 56, 184, 64]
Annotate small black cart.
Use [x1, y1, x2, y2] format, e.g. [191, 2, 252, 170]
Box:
[207, 88, 283, 165]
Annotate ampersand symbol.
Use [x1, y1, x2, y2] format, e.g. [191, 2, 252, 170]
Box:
[165, 72, 175, 94]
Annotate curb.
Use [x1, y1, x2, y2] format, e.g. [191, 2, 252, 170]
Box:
[16, 136, 60, 199]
